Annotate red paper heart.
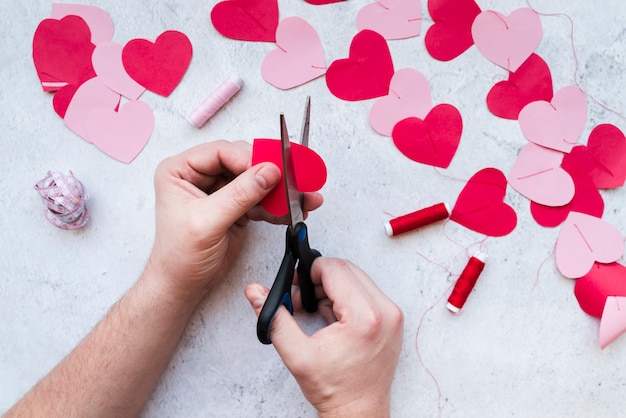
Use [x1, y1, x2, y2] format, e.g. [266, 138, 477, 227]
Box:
[251, 138, 327, 217]
[32, 15, 96, 92]
[325, 30, 394, 101]
[424, 0, 481, 61]
[450, 168, 517, 237]
[575, 262, 626, 318]
[122, 30, 192, 97]
[487, 53, 553, 120]
[52, 83, 81, 118]
[391, 104, 462, 168]
[211, 0, 279, 42]
[587, 124, 626, 189]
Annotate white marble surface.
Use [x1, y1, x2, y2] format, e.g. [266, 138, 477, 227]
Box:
[2, 0, 626, 416]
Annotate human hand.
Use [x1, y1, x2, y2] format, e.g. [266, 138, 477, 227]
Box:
[245, 258, 404, 417]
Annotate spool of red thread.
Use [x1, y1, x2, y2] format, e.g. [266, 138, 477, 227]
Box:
[384, 202, 450, 236]
[447, 252, 487, 314]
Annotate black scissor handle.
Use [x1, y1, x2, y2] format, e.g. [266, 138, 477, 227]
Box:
[291, 222, 321, 313]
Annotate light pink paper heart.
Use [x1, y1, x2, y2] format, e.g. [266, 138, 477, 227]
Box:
[600, 296, 626, 349]
[471, 8, 542, 72]
[92, 41, 146, 100]
[356, 0, 421, 40]
[84, 100, 154, 163]
[555, 212, 624, 279]
[50, 3, 114, 45]
[508, 142, 574, 206]
[370, 68, 432, 136]
[261, 17, 326, 90]
[518, 86, 587, 153]
[64, 77, 121, 143]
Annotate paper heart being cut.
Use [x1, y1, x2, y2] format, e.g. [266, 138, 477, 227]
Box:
[600, 297, 626, 349]
[391, 104, 461, 168]
[122, 30, 192, 97]
[93, 41, 145, 100]
[325, 30, 394, 101]
[450, 167, 517, 237]
[211, 0, 279, 42]
[262, 17, 326, 90]
[424, 0, 481, 61]
[555, 212, 624, 279]
[487, 53, 553, 120]
[251, 139, 327, 216]
[575, 263, 626, 318]
[586, 124, 626, 189]
[356, 0, 421, 40]
[370, 68, 432, 136]
[50, 3, 114, 45]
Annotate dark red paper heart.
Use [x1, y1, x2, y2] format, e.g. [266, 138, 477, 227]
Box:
[32, 15, 96, 92]
[450, 167, 517, 237]
[122, 30, 192, 97]
[325, 30, 394, 101]
[211, 0, 279, 42]
[52, 83, 81, 118]
[575, 262, 626, 318]
[587, 124, 626, 189]
[487, 53, 553, 120]
[391, 104, 462, 168]
[424, 0, 481, 61]
[251, 138, 327, 217]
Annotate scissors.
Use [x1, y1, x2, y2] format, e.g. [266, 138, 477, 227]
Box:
[257, 96, 321, 345]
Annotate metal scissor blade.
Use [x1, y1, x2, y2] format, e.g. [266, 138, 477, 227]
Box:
[281, 113, 304, 230]
[300, 96, 311, 148]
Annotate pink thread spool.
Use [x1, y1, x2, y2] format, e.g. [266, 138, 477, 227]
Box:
[384, 202, 450, 236]
[447, 252, 487, 314]
[188, 76, 243, 128]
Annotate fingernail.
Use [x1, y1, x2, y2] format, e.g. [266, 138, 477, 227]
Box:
[255, 164, 280, 190]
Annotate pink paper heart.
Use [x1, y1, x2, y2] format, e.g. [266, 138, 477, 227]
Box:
[356, 0, 421, 40]
[84, 100, 154, 163]
[555, 212, 624, 279]
[64, 77, 121, 143]
[261, 17, 326, 90]
[575, 262, 626, 318]
[50, 3, 114, 45]
[600, 296, 626, 349]
[508, 142, 574, 207]
[471, 8, 542, 72]
[369, 68, 432, 136]
[518, 86, 587, 153]
[92, 41, 146, 100]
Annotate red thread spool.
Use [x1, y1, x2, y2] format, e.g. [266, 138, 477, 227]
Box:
[385, 202, 450, 236]
[447, 252, 487, 314]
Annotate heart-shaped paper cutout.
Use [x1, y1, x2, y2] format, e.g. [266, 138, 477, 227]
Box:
[122, 30, 192, 97]
[93, 41, 146, 100]
[32, 15, 96, 92]
[587, 124, 626, 189]
[50, 3, 114, 45]
[424, 0, 481, 61]
[326, 30, 394, 101]
[211, 0, 279, 42]
[508, 142, 574, 207]
[518, 85, 587, 153]
[84, 100, 154, 163]
[261, 17, 326, 90]
[53, 83, 81, 119]
[356, 0, 421, 40]
[450, 167, 517, 237]
[471, 8, 542, 72]
[555, 212, 624, 279]
[575, 263, 626, 318]
[370, 68, 432, 136]
[251, 138, 327, 217]
[391, 104, 462, 168]
[486, 53, 553, 120]
[600, 296, 626, 349]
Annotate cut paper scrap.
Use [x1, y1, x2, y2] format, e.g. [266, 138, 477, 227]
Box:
[508, 142, 574, 207]
[261, 17, 326, 90]
[50, 3, 114, 45]
[486, 53, 553, 120]
[424, 0, 481, 61]
[518, 85, 587, 153]
[450, 167, 517, 237]
[251, 138, 327, 217]
[391, 104, 461, 168]
[32, 15, 96, 92]
[93, 41, 146, 100]
[356, 0, 421, 40]
[84, 100, 154, 163]
[600, 297, 626, 349]
[370, 68, 432, 136]
[326, 30, 394, 101]
[471, 8, 542, 72]
[587, 124, 626, 189]
[211, 0, 279, 42]
[555, 212, 624, 279]
[122, 30, 193, 97]
[575, 262, 626, 318]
